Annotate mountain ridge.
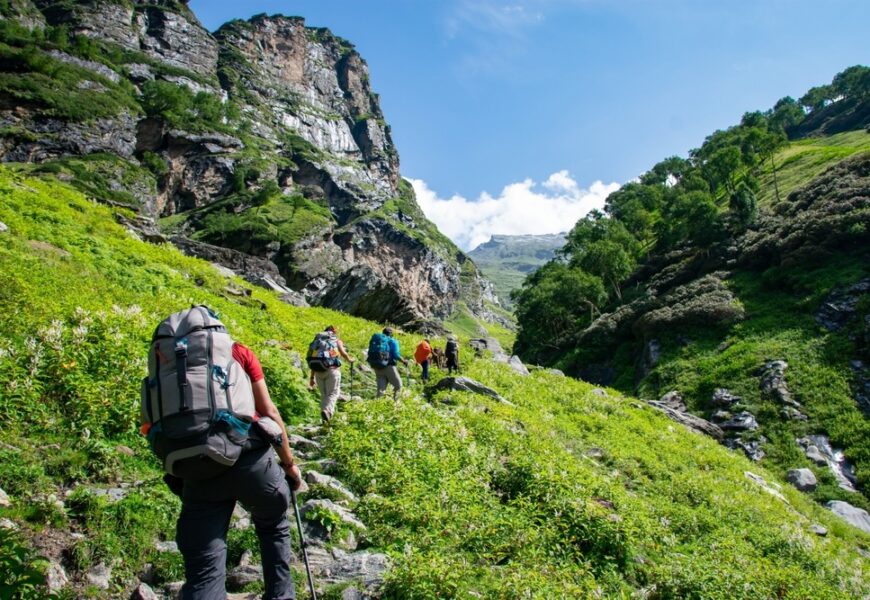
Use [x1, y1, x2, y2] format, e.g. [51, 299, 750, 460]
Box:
[0, 0, 498, 331]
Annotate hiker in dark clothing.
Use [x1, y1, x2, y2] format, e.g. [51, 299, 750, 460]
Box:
[176, 345, 302, 600]
[445, 336, 460, 374]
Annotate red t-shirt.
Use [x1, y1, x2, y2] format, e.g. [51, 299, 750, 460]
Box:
[233, 343, 264, 383]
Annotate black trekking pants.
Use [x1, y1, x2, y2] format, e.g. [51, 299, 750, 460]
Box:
[176, 446, 295, 600]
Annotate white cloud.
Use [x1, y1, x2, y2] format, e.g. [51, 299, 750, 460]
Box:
[409, 171, 621, 251]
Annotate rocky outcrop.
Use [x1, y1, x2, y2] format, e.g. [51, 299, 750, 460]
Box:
[427, 376, 510, 404]
[0, 2, 494, 329]
[646, 398, 724, 441]
[825, 500, 870, 534]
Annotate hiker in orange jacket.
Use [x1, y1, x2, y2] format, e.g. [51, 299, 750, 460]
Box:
[415, 339, 433, 383]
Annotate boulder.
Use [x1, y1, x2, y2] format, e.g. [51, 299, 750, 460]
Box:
[305, 471, 357, 502]
[305, 547, 390, 588]
[0, 518, 18, 530]
[786, 468, 818, 491]
[130, 582, 159, 600]
[815, 278, 870, 332]
[825, 501, 870, 534]
[301, 499, 366, 531]
[725, 437, 765, 462]
[711, 388, 741, 407]
[810, 524, 828, 537]
[719, 411, 758, 431]
[657, 390, 686, 412]
[45, 561, 68, 592]
[0, 487, 9, 507]
[0, 221, 7, 233]
[289, 434, 323, 453]
[507, 355, 530, 376]
[427, 377, 510, 404]
[646, 400, 724, 441]
[804, 445, 828, 466]
[87, 562, 112, 590]
[155, 540, 178, 553]
[759, 360, 800, 407]
[227, 562, 262, 591]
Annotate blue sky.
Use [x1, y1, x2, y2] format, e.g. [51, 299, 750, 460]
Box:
[189, 1, 869, 250]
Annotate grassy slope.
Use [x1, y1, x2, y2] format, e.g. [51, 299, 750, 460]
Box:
[0, 166, 868, 597]
[756, 130, 870, 206]
[610, 133, 870, 509]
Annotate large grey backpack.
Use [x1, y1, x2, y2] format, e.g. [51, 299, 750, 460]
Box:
[141, 306, 256, 480]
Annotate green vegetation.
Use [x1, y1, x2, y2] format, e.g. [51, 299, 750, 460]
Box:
[30, 153, 156, 209]
[328, 360, 870, 598]
[0, 25, 140, 121]
[468, 234, 565, 309]
[1, 166, 869, 597]
[193, 188, 335, 252]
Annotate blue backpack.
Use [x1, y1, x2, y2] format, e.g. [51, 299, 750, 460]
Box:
[367, 333, 391, 368]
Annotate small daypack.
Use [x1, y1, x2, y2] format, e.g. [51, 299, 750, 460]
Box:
[307, 332, 341, 372]
[141, 306, 256, 480]
[367, 333, 391, 368]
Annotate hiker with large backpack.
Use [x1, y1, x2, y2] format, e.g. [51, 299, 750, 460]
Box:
[445, 335, 460, 374]
[367, 327, 408, 399]
[414, 338, 433, 383]
[306, 325, 354, 423]
[140, 306, 302, 600]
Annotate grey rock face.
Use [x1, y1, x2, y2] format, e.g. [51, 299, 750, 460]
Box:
[711, 388, 741, 407]
[289, 434, 322, 453]
[646, 400, 724, 441]
[786, 468, 817, 491]
[45, 561, 69, 592]
[759, 360, 799, 407]
[305, 471, 357, 502]
[130, 582, 159, 600]
[825, 501, 870, 534]
[719, 411, 758, 431]
[301, 499, 366, 531]
[0, 111, 138, 163]
[305, 547, 390, 588]
[815, 278, 870, 332]
[507, 355, 530, 376]
[87, 562, 112, 590]
[797, 435, 858, 492]
[657, 390, 686, 412]
[428, 376, 509, 404]
[725, 437, 765, 462]
[850, 359, 870, 417]
[804, 445, 828, 466]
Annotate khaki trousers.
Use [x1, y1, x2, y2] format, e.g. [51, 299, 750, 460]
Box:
[315, 368, 341, 420]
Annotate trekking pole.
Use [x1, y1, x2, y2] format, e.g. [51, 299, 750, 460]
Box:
[349, 362, 354, 400]
[289, 485, 318, 600]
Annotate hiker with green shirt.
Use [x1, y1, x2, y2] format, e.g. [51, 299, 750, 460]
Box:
[307, 325, 354, 423]
[367, 327, 408, 399]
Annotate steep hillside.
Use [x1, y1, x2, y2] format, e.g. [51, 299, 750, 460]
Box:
[513, 68, 870, 528]
[468, 233, 565, 309]
[0, 0, 495, 330]
[2, 165, 869, 599]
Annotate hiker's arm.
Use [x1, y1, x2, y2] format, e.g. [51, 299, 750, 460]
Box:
[337, 340, 354, 363]
[308, 370, 315, 389]
[252, 379, 301, 485]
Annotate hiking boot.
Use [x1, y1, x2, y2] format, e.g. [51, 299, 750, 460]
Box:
[321, 409, 330, 424]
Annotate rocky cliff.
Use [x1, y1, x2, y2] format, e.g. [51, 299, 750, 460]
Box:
[0, 0, 494, 328]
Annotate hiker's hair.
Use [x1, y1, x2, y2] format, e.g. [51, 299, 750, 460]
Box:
[383, 327, 393, 336]
[326, 325, 336, 332]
